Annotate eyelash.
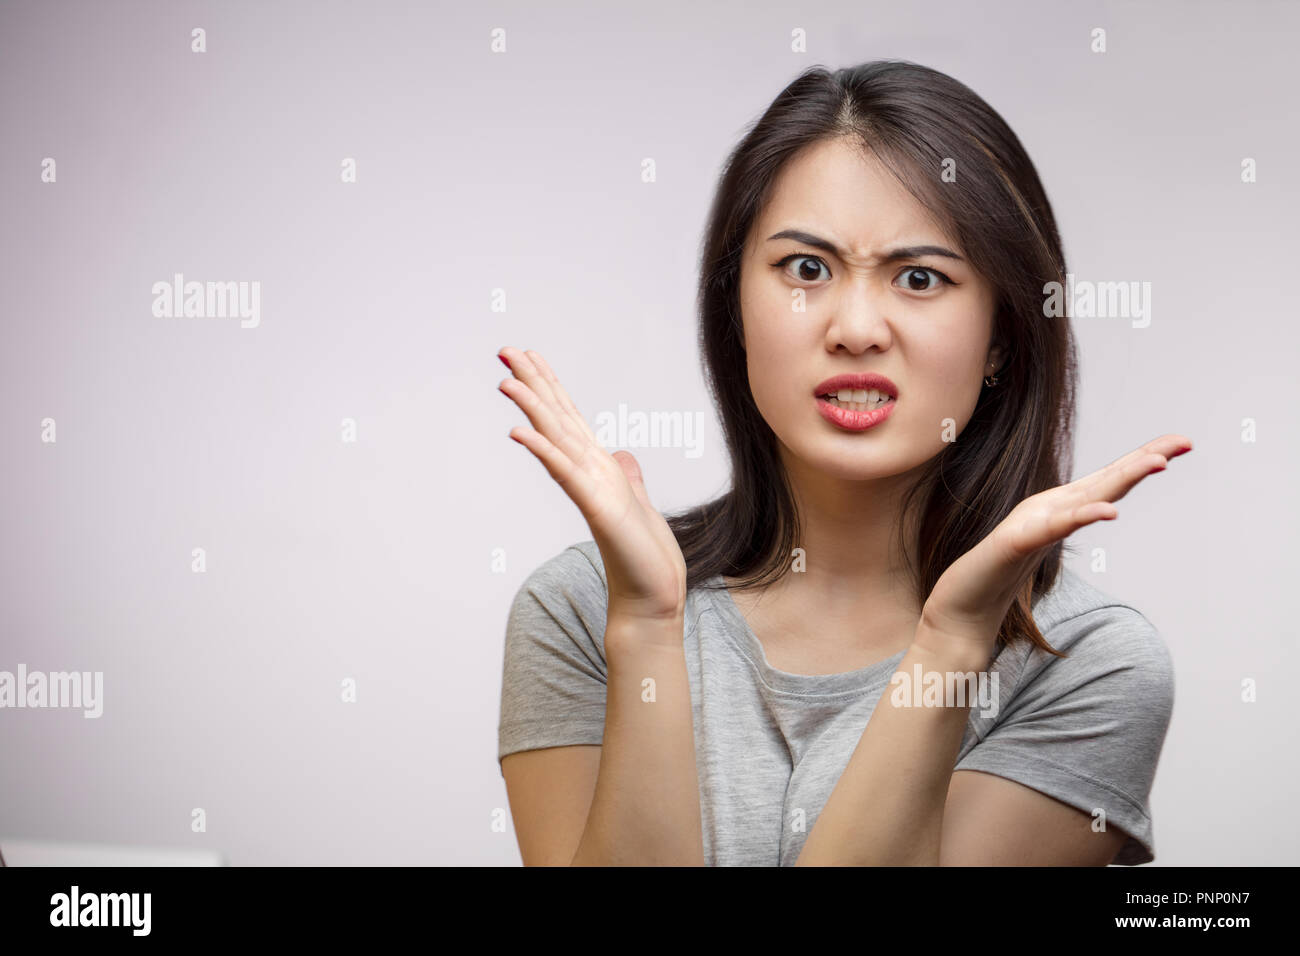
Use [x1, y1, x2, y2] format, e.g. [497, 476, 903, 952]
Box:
[771, 253, 957, 290]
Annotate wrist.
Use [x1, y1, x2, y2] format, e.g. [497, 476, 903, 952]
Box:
[605, 609, 686, 655]
[908, 624, 997, 674]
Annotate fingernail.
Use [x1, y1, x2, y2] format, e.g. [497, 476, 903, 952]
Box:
[498, 353, 511, 370]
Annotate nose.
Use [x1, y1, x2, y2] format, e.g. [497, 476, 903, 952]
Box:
[824, 281, 893, 355]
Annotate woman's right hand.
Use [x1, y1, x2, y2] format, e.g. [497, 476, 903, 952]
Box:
[497, 346, 688, 624]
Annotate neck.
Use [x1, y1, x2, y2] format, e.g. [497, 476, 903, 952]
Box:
[766, 443, 928, 616]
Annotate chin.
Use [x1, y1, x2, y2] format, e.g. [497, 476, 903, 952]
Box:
[796, 443, 912, 482]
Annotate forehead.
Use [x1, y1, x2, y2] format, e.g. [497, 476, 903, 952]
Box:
[752, 137, 955, 253]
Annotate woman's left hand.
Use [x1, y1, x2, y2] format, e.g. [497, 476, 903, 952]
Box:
[915, 433, 1193, 661]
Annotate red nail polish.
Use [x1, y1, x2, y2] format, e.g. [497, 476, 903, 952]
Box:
[499, 354, 511, 370]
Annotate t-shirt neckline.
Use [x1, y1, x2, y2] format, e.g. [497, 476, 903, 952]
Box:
[703, 575, 909, 696]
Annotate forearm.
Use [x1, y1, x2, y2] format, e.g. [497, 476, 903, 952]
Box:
[570, 612, 704, 866]
[795, 637, 992, 866]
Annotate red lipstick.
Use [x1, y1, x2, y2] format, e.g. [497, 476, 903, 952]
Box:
[813, 373, 898, 398]
[813, 372, 898, 432]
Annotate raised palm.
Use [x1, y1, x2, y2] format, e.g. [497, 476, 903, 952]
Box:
[497, 346, 688, 622]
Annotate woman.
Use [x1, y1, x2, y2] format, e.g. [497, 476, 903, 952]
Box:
[495, 60, 1192, 866]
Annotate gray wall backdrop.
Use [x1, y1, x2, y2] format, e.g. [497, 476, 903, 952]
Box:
[1, 0, 1296, 865]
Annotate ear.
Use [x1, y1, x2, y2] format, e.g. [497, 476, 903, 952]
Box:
[986, 342, 1005, 375]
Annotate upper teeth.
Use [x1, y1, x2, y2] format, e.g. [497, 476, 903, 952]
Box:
[827, 388, 890, 403]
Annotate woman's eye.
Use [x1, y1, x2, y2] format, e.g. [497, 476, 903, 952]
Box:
[775, 256, 954, 292]
[778, 255, 830, 283]
[895, 267, 950, 292]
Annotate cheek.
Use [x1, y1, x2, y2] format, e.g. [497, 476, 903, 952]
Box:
[742, 301, 817, 420]
[905, 335, 987, 431]
[926, 339, 984, 382]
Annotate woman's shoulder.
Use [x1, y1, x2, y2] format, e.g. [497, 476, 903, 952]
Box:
[1026, 566, 1174, 693]
[504, 542, 612, 657]
[511, 540, 607, 608]
[513, 539, 722, 624]
[521, 539, 605, 582]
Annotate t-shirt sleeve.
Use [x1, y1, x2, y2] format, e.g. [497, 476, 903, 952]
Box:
[953, 605, 1175, 865]
[497, 543, 610, 772]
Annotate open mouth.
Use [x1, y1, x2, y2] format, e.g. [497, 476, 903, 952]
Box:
[817, 389, 895, 412]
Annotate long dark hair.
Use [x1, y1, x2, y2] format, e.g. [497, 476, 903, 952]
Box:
[666, 59, 1077, 657]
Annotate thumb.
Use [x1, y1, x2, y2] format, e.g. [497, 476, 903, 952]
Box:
[611, 450, 653, 511]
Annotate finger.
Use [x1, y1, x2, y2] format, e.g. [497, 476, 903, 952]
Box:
[1068, 433, 1191, 504]
[508, 425, 598, 510]
[1075, 452, 1167, 506]
[1162, 435, 1194, 460]
[1071, 434, 1189, 489]
[499, 346, 594, 455]
[1072, 500, 1119, 524]
[1027, 500, 1120, 555]
[1001, 498, 1119, 563]
[500, 346, 565, 419]
[612, 450, 653, 512]
[1046, 500, 1119, 545]
[499, 376, 592, 464]
[527, 350, 598, 444]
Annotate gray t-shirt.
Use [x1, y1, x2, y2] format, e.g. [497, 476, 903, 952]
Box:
[498, 539, 1175, 865]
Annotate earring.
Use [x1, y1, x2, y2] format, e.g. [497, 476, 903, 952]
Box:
[983, 362, 999, 387]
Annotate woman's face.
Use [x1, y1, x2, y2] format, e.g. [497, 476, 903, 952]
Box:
[738, 136, 1002, 483]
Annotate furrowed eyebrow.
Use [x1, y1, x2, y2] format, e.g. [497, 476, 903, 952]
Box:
[766, 229, 964, 263]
